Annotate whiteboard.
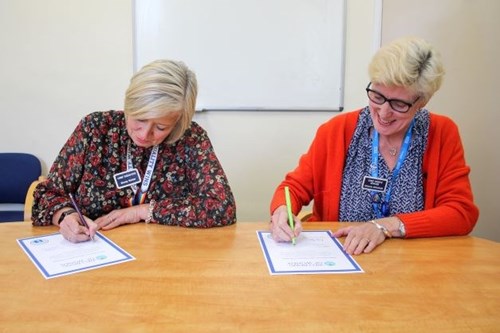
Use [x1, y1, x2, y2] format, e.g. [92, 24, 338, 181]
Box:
[134, 0, 346, 111]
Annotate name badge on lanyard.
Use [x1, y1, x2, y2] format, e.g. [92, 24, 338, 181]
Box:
[119, 142, 159, 206]
[362, 176, 388, 192]
[113, 168, 142, 189]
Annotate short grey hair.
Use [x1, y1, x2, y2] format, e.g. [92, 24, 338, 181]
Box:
[368, 36, 445, 103]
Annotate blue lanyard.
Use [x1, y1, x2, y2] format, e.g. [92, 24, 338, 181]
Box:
[370, 120, 414, 218]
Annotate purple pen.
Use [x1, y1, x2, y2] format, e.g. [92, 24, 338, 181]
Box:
[68, 193, 94, 240]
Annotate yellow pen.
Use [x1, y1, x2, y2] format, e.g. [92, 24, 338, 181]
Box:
[284, 186, 296, 245]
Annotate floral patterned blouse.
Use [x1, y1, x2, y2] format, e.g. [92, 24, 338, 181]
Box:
[32, 110, 236, 228]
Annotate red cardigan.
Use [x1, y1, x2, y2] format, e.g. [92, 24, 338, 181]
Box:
[270, 109, 479, 238]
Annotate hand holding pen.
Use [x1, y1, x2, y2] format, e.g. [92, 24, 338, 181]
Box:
[58, 193, 97, 242]
[269, 186, 303, 243]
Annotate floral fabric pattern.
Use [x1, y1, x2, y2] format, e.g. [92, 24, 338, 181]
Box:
[32, 110, 236, 228]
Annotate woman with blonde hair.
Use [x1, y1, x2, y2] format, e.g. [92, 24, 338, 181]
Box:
[33, 59, 236, 242]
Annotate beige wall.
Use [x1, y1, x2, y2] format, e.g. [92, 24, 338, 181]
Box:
[1, 0, 497, 241]
[0, 0, 133, 169]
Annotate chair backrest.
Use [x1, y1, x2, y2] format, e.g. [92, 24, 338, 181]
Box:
[0, 153, 41, 204]
[24, 176, 46, 221]
[298, 210, 313, 222]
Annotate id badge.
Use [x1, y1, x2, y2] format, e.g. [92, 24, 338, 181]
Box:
[113, 168, 141, 189]
[362, 176, 388, 192]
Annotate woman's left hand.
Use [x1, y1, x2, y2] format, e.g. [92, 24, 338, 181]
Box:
[332, 223, 386, 255]
[95, 204, 148, 230]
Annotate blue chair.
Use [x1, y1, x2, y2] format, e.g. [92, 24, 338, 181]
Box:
[0, 153, 42, 222]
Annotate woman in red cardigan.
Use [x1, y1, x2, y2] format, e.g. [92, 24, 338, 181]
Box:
[269, 36, 479, 255]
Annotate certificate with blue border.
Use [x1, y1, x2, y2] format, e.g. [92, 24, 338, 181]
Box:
[17, 232, 135, 279]
[257, 230, 363, 275]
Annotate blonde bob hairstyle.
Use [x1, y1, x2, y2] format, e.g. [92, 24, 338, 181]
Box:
[368, 36, 445, 104]
[124, 59, 198, 144]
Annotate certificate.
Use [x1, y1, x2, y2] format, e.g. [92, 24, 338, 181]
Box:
[257, 231, 363, 275]
[17, 232, 135, 279]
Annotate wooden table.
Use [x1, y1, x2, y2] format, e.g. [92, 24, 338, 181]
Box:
[1, 221, 499, 332]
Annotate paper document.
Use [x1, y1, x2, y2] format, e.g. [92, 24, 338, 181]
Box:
[17, 232, 135, 279]
[257, 230, 363, 275]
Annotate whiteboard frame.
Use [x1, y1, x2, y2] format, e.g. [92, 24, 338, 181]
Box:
[132, 0, 346, 112]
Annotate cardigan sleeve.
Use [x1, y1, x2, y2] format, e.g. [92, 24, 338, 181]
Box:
[269, 131, 319, 217]
[270, 110, 360, 220]
[398, 114, 479, 237]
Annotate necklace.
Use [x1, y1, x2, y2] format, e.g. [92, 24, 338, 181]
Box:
[388, 147, 398, 156]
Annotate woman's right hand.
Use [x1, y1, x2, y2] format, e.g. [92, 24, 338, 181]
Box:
[58, 212, 98, 243]
[270, 205, 303, 243]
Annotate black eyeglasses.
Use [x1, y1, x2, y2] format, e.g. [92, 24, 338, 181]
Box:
[366, 82, 420, 113]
